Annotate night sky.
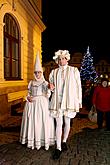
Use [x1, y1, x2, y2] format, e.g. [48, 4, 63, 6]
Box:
[42, 1, 110, 64]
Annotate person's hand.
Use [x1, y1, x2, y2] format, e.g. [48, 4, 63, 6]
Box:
[27, 96, 33, 102]
[48, 83, 55, 91]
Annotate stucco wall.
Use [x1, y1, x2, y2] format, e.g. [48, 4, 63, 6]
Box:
[0, 0, 45, 123]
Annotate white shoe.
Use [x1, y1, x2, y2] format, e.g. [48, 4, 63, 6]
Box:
[37, 146, 41, 150]
[32, 146, 34, 150]
[45, 147, 49, 150]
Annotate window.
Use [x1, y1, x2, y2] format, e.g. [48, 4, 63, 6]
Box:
[3, 13, 21, 80]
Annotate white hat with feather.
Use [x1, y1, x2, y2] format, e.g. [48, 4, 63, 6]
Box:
[53, 50, 70, 64]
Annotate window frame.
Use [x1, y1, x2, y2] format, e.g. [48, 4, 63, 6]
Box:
[3, 13, 21, 80]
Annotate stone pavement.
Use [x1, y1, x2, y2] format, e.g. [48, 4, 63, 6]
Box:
[0, 113, 110, 165]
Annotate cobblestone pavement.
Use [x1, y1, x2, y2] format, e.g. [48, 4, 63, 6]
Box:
[0, 114, 110, 165]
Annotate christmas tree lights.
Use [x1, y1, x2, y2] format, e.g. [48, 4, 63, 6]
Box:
[80, 46, 98, 83]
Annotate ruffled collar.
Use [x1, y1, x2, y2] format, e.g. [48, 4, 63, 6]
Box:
[59, 64, 68, 71]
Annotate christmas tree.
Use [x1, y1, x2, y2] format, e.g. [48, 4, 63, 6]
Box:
[80, 46, 98, 83]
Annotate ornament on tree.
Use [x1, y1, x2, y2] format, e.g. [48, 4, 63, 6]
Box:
[80, 46, 98, 83]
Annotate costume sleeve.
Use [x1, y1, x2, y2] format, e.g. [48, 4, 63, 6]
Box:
[43, 81, 51, 98]
[43, 81, 48, 89]
[27, 80, 32, 96]
[74, 67, 82, 108]
[49, 69, 54, 83]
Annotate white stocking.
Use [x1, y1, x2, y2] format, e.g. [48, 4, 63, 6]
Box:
[63, 116, 71, 142]
[55, 116, 63, 150]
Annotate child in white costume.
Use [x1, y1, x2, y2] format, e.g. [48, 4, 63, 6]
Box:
[20, 54, 55, 150]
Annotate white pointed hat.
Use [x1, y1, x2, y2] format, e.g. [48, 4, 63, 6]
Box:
[34, 52, 43, 72]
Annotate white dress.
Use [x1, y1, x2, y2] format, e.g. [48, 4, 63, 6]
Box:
[20, 80, 55, 150]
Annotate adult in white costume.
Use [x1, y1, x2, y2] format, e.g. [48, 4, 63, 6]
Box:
[20, 54, 55, 150]
[49, 50, 82, 159]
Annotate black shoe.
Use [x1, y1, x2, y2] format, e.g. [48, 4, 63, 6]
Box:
[61, 142, 68, 152]
[53, 149, 62, 160]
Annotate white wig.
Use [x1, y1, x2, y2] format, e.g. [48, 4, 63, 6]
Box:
[53, 50, 70, 64]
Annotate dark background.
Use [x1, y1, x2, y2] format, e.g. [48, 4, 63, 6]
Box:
[42, 1, 110, 63]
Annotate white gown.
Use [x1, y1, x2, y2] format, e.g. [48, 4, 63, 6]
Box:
[20, 80, 55, 150]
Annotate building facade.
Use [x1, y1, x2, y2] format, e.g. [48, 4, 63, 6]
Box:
[0, 0, 45, 123]
[95, 60, 110, 81]
[69, 52, 83, 69]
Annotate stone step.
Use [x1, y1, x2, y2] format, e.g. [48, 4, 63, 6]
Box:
[1, 116, 22, 128]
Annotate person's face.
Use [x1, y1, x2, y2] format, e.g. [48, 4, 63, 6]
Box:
[102, 81, 108, 87]
[58, 57, 68, 66]
[34, 71, 42, 79]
